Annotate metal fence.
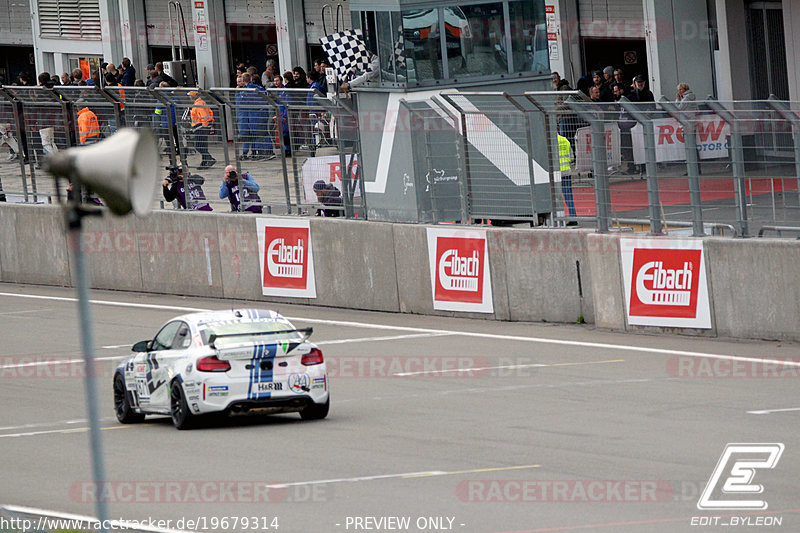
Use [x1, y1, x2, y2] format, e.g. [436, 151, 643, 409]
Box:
[2, 84, 800, 236]
[0, 85, 361, 216]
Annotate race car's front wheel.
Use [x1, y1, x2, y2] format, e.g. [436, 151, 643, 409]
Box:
[300, 398, 329, 420]
[170, 380, 196, 430]
[114, 373, 145, 424]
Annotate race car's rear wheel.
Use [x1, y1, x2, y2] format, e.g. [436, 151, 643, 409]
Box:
[300, 398, 329, 420]
[170, 380, 196, 430]
[114, 373, 145, 424]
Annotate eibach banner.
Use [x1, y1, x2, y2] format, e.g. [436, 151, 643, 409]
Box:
[257, 218, 316, 298]
[620, 238, 711, 328]
[426, 228, 493, 313]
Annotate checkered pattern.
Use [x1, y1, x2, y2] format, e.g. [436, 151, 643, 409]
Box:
[320, 29, 371, 81]
[394, 32, 406, 69]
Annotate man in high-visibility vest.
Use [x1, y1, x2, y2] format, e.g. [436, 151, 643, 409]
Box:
[558, 134, 577, 224]
[77, 103, 101, 145]
[189, 91, 216, 168]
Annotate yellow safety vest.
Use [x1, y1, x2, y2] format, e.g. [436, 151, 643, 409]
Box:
[557, 135, 571, 173]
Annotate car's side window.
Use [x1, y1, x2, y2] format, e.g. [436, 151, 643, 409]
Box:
[151, 321, 183, 351]
[172, 323, 192, 350]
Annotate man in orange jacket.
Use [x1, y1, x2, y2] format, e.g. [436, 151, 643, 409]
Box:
[189, 91, 216, 168]
[77, 103, 100, 145]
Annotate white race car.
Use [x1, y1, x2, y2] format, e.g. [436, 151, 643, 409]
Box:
[113, 309, 329, 429]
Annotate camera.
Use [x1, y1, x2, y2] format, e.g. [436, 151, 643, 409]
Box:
[228, 170, 237, 180]
[165, 165, 182, 184]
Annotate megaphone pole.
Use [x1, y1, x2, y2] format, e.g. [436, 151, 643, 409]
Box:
[65, 202, 110, 533]
[44, 128, 158, 533]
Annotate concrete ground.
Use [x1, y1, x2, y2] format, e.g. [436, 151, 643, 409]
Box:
[1, 283, 799, 532]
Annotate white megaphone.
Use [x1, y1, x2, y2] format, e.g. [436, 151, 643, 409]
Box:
[44, 128, 159, 216]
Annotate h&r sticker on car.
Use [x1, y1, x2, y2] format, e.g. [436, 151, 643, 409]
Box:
[248, 344, 280, 399]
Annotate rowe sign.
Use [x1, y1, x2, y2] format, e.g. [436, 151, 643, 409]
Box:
[621, 238, 711, 328]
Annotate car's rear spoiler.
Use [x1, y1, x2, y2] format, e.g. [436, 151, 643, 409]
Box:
[209, 327, 313, 352]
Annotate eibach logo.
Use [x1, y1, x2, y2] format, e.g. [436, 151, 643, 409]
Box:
[629, 248, 701, 319]
[435, 237, 484, 304]
[263, 227, 308, 290]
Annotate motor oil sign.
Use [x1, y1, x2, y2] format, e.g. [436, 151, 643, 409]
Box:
[426, 228, 493, 313]
[257, 218, 316, 298]
[621, 238, 710, 328]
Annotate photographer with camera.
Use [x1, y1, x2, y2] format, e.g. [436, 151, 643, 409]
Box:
[218, 164, 262, 213]
[162, 165, 212, 211]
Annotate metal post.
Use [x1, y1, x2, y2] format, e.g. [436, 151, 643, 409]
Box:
[432, 96, 468, 224]
[567, 99, 610, 232]
[507, 94, 540, 225]
[766, 97, 800, 210]
[707, 99, 748, 237]
[616, 97, 663, 235]
[265, 90, 293, 214]
[440, 94, 475, 224]
[0, 89, 30, 202]
[659, 98, 703, 236]
[66, 207, 110, 533]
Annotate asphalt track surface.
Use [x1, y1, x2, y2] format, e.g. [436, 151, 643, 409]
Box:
[1, 283, 799, 533]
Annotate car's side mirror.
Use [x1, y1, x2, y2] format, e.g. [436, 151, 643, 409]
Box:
[132, 340, 150, 352]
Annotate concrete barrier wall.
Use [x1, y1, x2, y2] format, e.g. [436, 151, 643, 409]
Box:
[2, 203, 799, 342]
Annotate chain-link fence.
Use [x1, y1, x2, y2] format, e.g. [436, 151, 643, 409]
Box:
[0, 84, 361, 216]
[2, 84, 800, 234]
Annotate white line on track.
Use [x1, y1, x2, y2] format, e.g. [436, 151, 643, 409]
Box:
[317, 332, 452, 346]
[747, 407, 800, 415]
[392, 358, 624, 376]
[1, 291, 798, 369]
[0, 355, 126, 371]
[266, 464, 541, 489]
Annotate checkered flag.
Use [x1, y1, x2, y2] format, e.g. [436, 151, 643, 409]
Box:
[320, 29, 371, 81]
[394, 31, 406, 69]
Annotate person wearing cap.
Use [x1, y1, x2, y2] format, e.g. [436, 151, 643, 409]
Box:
[189, 90, 216, 168]
[629, 74, 655, 104]
[603, 66, 614, 85]
[313, 180, 343, 217]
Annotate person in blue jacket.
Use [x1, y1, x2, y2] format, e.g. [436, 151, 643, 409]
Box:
[219, 164, 262, 213]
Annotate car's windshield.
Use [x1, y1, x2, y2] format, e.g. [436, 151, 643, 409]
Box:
[199, 320, 302, 348]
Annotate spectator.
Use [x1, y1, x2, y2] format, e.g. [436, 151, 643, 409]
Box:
[134, 79, 145, 87]
[236, 73, 271, 161]
[145, 63, 156, 85]
[17, 72, 33, 86]
[602, 66, 614, 86]
[0, 122, 20, 162]
[615, 84, 637, 174]
[189, 90, 216, 168]
[119, 58, 136, 86]
[551, 72, 561, 90]
[283, 71, 295, 89]
[38, 72, 54, 89]
[60, 72, 71, 85]
[50, 74, 61, 86]
[589, 85, 602, 102]
[592, 70, 613, 102]
[86, 70, 100, 86]
[162, 166, 212, 210]
[148, 62, 178, 89]
[676, 82, 697, 110]
[71, 68, 84, 85]
[272, 75, 291, 157]
[106, 63, 119, 83]
[218, 165, 262, 212]
[629, 74, 655, 105]
[262, 59, 278, 88]
[317, 58, 330, 94]
[292, 67, 309, 89]
[77, 101, 101, 145]
[613, 69, 627, 90]
[313, 180, 343, 217]
[576, 75, 591, 97]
